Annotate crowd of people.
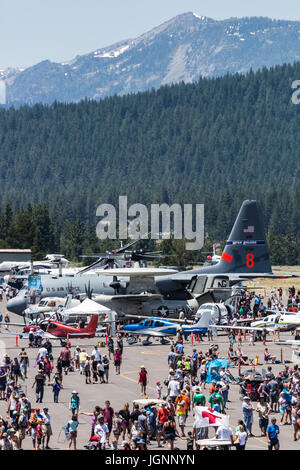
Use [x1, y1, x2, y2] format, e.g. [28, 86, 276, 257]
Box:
[0, 286, 300, 450]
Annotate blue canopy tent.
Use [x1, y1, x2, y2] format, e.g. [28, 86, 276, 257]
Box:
[206, 359, 229, 383]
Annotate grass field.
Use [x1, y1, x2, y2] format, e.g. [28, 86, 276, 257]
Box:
[245, 266, 300, 297]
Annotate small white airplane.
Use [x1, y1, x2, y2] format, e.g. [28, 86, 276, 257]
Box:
[251, 311, 300, 332]
[0, 254, 70, 275]
[44, 254, 70, 265]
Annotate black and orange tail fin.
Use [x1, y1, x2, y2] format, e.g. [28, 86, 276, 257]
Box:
[215, 200, 272, 274]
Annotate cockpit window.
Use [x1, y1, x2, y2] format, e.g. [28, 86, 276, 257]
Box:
[199, 305, 213, 311]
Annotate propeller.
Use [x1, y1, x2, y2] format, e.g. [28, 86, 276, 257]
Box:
[85, 281, 94, 299]
[67, 282, 74, 295]
[79, 239, 174, 274]
[109, 275, 121, 294]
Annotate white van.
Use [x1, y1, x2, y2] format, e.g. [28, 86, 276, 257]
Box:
[24, 297, 65, 319]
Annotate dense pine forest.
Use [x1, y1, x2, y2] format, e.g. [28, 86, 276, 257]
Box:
[1, 62, 300, 264]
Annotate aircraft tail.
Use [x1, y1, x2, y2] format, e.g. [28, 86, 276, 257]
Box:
[85, 315, 98, 333]
[64, 294, 73, 309]
[213, 200, 272, 274]
[193, 311, 212, 329]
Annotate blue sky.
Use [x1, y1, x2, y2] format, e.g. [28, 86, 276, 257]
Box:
[2, 0, 300, 69]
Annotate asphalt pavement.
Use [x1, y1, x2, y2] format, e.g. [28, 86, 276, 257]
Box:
[0, 300, 299, 451]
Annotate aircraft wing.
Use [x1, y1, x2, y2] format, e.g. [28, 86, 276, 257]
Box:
[98, 268, 178, 277]
[32, 332, 96, 339]
[231, 273, 297, 280]
[213, 324, 270, 332]
[275, 341, 300, 346]
[112, 294, 162, 302]
[66, 332, 95, 337]
[170, 272, 296, 284]
[124, 314, 190, 323]
[0, 330, 61, 340]
[0, 330, 97, 340]
[236, 318, 254, 324]
[39, 332, 60, 339]
[0, 331, 30, 338]
[125, 329, 173, 338]
[98, 268, 178, 296]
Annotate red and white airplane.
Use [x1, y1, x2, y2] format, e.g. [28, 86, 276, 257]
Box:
[37, 314, 99, 339]
[1, 315, 101, 344]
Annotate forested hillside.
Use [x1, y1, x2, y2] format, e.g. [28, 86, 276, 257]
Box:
[1, 62, 300, 263]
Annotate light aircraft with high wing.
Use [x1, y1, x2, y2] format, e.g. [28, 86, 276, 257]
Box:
[250, 311, 300, 331]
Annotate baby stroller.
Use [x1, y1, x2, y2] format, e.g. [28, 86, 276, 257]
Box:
[239, 373, 263, 401]
[84, 435, 101, 450]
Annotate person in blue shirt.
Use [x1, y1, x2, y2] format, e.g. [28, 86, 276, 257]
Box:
[69, 391, 80, 415]
[266, 418, 280, 450]
[146, 407, 157, 441]
[282, 385, 292, 424]
[168, 349, 176, 369]
[176, 342, 184, 355]
[66, 414, 79, 450]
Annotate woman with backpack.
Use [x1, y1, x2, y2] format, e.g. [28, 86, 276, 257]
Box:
[163, 415, 181, 450]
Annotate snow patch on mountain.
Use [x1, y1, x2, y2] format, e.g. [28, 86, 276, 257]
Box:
[94, 44, 130, 59]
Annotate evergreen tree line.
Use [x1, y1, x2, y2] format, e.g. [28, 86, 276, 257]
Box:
[0, 202, 299, 266]
[1, 62, 300, 263]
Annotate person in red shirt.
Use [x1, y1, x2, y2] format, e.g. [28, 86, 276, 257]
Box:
[209, 381, 217, 395]
[103, 400, 114, 448]
[114, 348, 122, 375]
[156, 402, 169, 447]
[138, 366, 148, 396]
[36, 419, 44, 450]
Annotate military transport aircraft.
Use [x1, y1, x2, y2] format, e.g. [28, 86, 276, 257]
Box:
[7, 200, 293, 319]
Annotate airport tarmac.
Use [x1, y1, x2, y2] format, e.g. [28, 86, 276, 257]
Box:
[0, 301, 299, 450]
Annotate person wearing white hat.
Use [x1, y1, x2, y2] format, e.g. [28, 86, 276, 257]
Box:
[69, 391, 80, 415]
[242, 396, 254, 436]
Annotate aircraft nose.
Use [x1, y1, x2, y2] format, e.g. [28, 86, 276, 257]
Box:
[7, 297, 27, 315]
[121, 325, 130, 331]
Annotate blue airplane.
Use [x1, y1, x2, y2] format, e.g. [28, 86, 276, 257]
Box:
[121, 311, 212, 338]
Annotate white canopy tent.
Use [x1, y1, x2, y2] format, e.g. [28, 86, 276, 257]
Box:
[63, 298, 112, 316]
[61, 298, 118, 336]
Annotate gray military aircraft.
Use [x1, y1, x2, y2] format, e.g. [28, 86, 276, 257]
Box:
[7, 200, 291, 319]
